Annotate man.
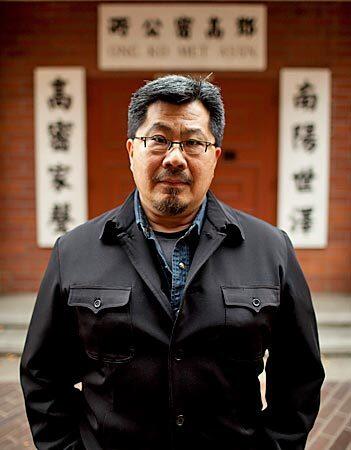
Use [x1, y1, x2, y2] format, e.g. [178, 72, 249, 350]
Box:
[21, 75, 325, 450]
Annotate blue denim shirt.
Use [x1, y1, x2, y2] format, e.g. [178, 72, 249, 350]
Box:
[134, 189, 207, 314]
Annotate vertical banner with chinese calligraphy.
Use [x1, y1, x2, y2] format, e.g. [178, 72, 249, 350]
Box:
[98, 4, 266, 71]
[277, 69, 331, 248]
[34, 67, 87, 248]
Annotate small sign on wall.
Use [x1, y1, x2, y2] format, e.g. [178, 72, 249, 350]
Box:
[34, 67, 87, 248]
[277, 68, 331, 248]
[98, 4, 266, 71]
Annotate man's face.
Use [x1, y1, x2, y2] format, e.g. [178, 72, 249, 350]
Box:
[126, 100, 222, 217]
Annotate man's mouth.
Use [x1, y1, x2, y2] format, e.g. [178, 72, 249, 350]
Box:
[159, 179, 187, 185]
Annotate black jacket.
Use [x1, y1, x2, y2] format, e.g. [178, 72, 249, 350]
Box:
[20, 189, 325, 450]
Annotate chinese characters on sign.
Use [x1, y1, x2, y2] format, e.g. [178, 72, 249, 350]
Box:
[48, 120, 73, 151]
[277, 69, 331, 248]
[292, 123, 316, 152]
[206, 17, 224, 39]
[293, 82, 318, 110]
[99, 5, 266, 70]
[48, 163, 71, 191]
[48, 78, 72, 109]
[237, 17, 256, 36]
[175, 17, 193, 39]
[109, 17, 129, 36]
[34, 68, 87, 247]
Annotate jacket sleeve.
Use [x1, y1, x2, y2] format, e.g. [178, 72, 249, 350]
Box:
[258, 230, 325, 450]
[20, 237, 84, 450]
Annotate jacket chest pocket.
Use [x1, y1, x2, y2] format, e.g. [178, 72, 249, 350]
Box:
[221, 286, 280, 362]
[68, 286, 134, 363]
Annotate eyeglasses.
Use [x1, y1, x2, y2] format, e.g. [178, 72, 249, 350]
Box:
[133, 135, 215, 156]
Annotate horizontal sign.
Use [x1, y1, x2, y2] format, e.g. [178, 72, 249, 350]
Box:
[277, 68, 331, 248]
[98, 4, 266, 71]
[34, 67, 88, 248]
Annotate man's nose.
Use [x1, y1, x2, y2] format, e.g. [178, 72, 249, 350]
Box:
[161, 143, 187, 169]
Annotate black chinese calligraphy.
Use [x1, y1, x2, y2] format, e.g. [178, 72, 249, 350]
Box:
[48, 121, 73, 151]
[206, 17, 224, 38]
[48, 164, 71, 191]
[293, 168, 315, 192]
[48, 78, 72, 110]
[175, 17, 193, 39]
[109, 17, 129, 36]
[293, 123, 317, 152]
[143, 18, 163, 37]
[293, 81, 318, 110]
[290, 207, 313, 233]
[50, 203, 72, 233]
[236, 17, 256, 36]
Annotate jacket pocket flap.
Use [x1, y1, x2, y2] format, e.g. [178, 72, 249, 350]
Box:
[221, 286, 279, 312]
[68, 287, 131, 314]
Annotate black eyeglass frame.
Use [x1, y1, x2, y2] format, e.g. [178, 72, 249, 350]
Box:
[132, 136, 216, 154]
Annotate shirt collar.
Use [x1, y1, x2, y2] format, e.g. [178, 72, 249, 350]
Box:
[99, 188, 245, 244]
[134, 189, 207, 240]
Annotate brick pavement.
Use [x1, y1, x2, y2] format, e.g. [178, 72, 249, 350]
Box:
[0, 381, 350, 450]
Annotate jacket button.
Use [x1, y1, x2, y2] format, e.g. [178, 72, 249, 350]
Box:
[175, 350, 184, 361]
[252, 298, 261, 307]
[178, 262, 186, 270]
[93, 298, 102, 308]
[176, 414, 185, 426]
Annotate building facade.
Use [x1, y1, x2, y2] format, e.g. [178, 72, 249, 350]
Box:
[0, 1, 350, 293]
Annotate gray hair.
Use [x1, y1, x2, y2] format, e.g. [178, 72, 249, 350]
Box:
[127, 74, 225, 146]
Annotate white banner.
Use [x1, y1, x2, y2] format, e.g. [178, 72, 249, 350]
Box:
[34, 67, 87, 248]
[98, 4, 266, 71]
[277, 69, 331, 248]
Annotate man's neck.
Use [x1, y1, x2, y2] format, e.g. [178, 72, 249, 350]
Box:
[147, 214, 197, 233]
[141, 201, 201, 233]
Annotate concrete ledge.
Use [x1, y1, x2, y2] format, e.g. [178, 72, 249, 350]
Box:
[0, 293, 36, 327]
[0, 329, 26, 354]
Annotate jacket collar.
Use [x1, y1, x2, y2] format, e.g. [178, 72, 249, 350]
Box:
[205, 190, 245, 241]
[99, 188, 245, 244]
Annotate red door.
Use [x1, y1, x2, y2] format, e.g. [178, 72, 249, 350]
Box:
[87, 76, 278, 224]
[212, 78, 278, 224]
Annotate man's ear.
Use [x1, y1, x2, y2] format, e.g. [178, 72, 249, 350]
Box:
[215, 147, 222, 161]
[126, 139, 134, 171]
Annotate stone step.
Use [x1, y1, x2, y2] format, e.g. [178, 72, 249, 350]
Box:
[0, 292, 350, 356]
[0, 329, 26, 355]
[320, 355, 351, 382]
[0, 293, 35, 328]
[317, 314, 351, 327]
[0, 294, 350, 324]
[319, 326, 351, 356]
[313, 292, 351, 327]
[0, 355, 21, 382]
